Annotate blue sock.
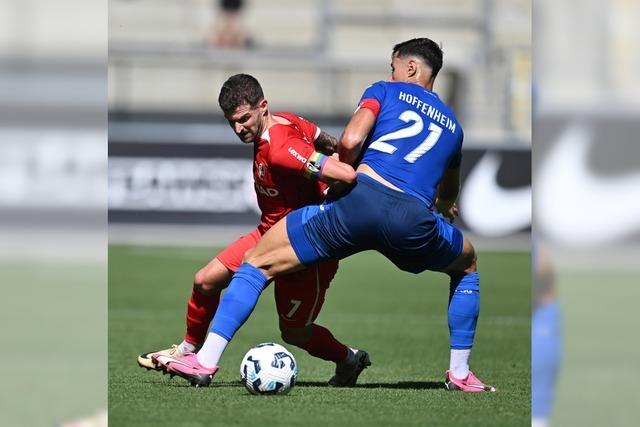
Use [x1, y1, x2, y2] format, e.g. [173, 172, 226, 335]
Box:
[448, 271, 480, 349]
[210, 263, 268, 341]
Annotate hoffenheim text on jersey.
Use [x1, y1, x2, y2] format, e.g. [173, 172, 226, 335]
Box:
[397, 91, 456, 134]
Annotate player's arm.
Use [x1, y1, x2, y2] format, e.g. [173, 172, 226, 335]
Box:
[270, 135, 356, 186]
[338, 107, 377, 165]
[313, 130, 338, 156]
[435, 166, 461, 221]
[435, 132, 464, 222]
[304, 151, 357, 186]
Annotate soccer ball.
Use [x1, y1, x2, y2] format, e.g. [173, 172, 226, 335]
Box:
[240, 342, 297, 395]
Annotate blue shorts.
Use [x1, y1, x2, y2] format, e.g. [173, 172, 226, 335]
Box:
[286, 173, 463, 274]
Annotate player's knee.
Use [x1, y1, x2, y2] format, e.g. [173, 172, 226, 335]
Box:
[460, 239, 477, 270]
[445, 241, 477, 276]
[280, 326, 312, 347]
[464, 255, 477, 274]
[458, 248, 477, 274]
[193, 268, 226, 294]
[194, 268, 207, 287]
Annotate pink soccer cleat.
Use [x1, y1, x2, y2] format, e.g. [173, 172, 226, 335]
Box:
[445, 370, 496, 392]
[152, 352, 219, 387]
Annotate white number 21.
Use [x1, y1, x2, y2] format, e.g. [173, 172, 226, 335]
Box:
[369, 110, 443, 163]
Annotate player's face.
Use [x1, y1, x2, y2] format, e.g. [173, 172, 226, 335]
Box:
[389, 55, 406, 82]
[225, 101, 266, 144]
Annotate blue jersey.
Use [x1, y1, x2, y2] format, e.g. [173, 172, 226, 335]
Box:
[358, 81, 463, 208]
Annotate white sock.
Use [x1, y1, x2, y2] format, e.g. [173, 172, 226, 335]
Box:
[449, 349, 471, 379]
[178, 340, 197, 354]
[196, 332, 229, 368]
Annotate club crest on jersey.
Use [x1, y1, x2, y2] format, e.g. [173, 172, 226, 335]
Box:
[258, 163, 265, 178]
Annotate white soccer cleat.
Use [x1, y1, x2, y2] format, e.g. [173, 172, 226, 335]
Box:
[137, 344, 184, 370]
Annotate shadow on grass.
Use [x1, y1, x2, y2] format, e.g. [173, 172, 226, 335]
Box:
[143, 376, 243, 388]
[296, 380, 443, 390]
[149, 378, 444, 390]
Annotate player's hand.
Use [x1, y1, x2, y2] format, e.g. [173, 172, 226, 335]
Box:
[444, 203, 459, 223]
[435, 198, 459, 223]
[324, 180, 355, 201]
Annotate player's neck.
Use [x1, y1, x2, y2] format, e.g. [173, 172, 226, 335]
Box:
[255, 113, 278, 141]
[407, 77, 433, 91]
[264, 113, 290, 131]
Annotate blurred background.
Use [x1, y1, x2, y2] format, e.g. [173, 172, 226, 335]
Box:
[533, 0, 640, 426]
[10, 0, 640, 425]
[107, 0, 532, 245]
[0, 0, 106, 426]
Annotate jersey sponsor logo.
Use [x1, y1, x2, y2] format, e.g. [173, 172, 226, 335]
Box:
[287, 146, 307, 164]
[255, 183, 279, 197]
[460, 153, 531, 237]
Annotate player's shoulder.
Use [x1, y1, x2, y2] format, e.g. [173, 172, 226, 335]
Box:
[366, 80, 387, 89]
[275, 111, 317, 129]
[365, 80, 391, 92]
[265, 120, 309, 152]
[273, 111, 297, 124]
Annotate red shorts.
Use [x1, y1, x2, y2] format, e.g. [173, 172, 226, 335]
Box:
[216, 228, 339, 327]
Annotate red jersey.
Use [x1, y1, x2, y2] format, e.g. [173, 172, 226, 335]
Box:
[253, 112, 328, 233]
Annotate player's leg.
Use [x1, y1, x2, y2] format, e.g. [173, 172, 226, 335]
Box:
[137, 259, 231, 370]
[385, 201, 490, 391]
[200, 210, 322, 358]
[186, 228, 262, 346]
[441, 234, 494, 392]
[280, 322, 370, 387]
[246, 216, 307, 278]
[142, 230, 259, 372]
[154, 219, 307, 383]
[160, 201, 354, 384]
[442, 236, 478, 377]
[181, 257, 233, 352]
[377, 199, 490, 391]
[274, 262, 371, 386]
[188, 217, 302, 369]
[276, 263, 346, 361]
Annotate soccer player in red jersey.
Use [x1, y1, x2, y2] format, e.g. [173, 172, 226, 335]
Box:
[139, 74, 370, 387]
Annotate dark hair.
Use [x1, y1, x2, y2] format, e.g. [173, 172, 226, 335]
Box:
[218, 74, 264, 112]
[392, 38, 443, 80]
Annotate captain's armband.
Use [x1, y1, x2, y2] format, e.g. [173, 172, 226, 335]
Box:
[303, 151, 328, 179]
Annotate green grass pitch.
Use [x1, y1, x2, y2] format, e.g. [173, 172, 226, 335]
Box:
[109, 245, 530, 426]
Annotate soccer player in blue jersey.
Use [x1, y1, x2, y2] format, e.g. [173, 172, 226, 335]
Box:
[156, 37, 495, 392]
